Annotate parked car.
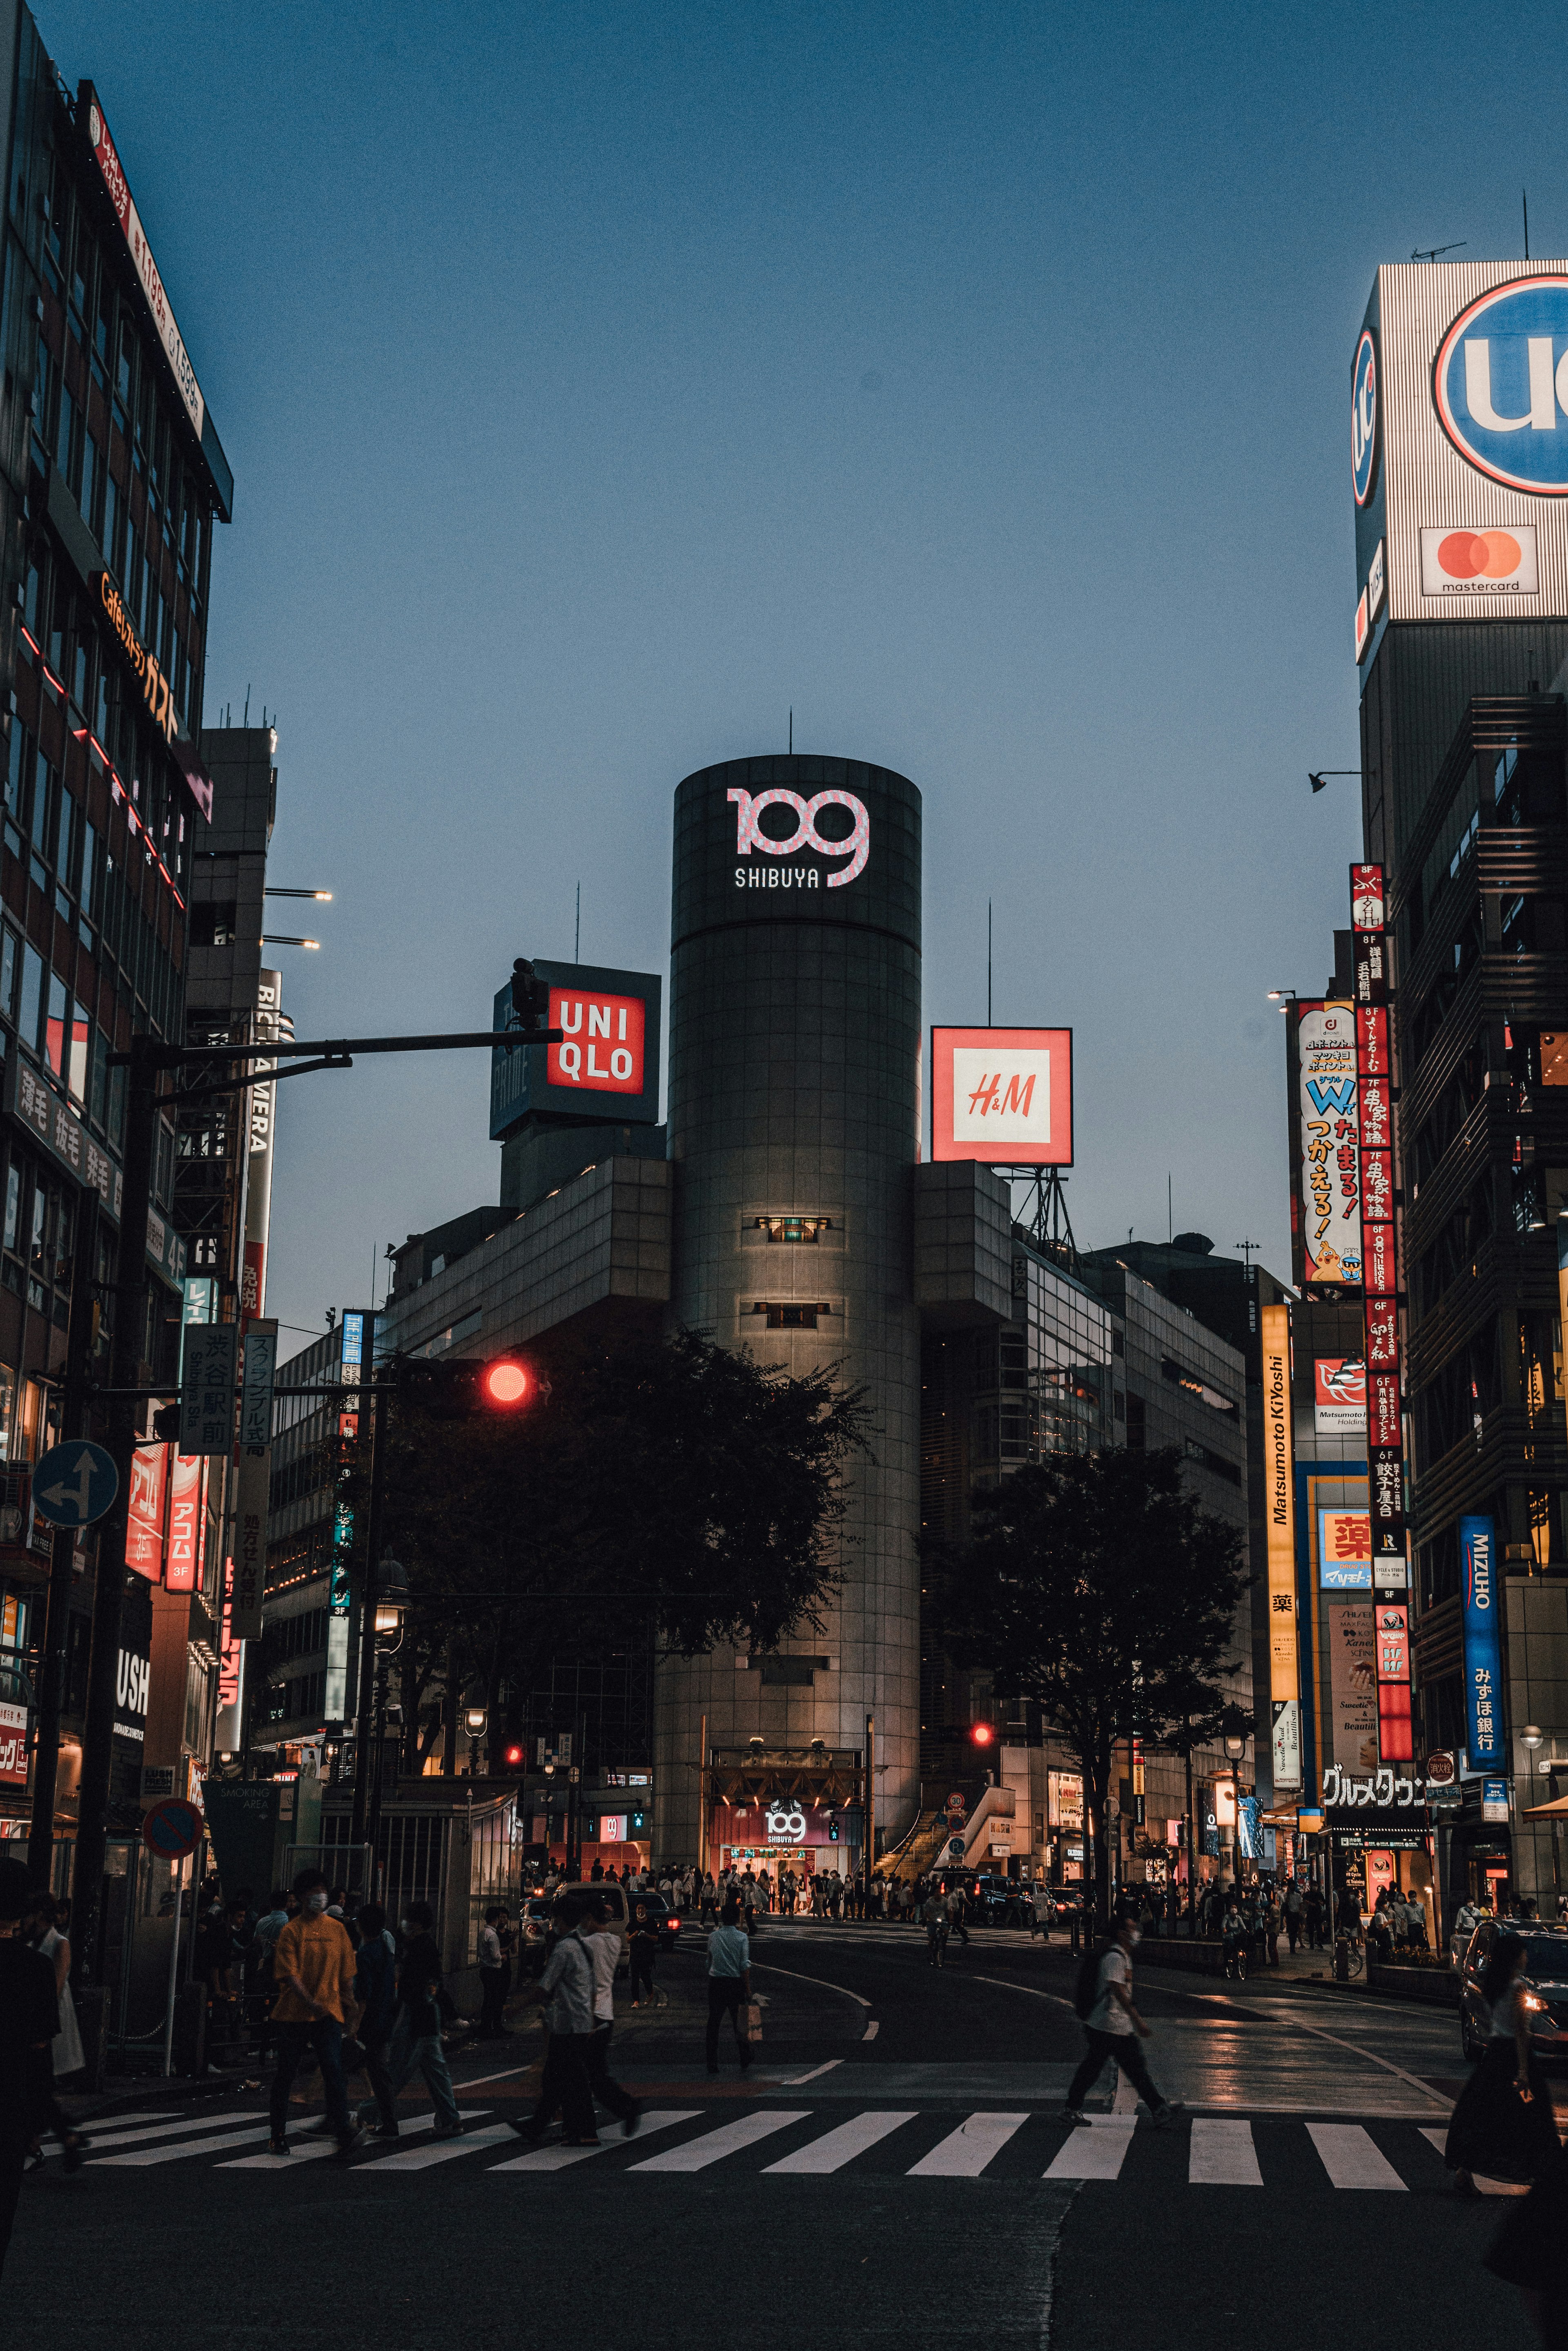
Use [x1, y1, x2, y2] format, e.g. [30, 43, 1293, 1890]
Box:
[1457, 1919, 1568, 2062]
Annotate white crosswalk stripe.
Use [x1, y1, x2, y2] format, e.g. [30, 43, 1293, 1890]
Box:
[38, 2112, 185, 2157]
[1043, 2117, 1136, 2180]
[69, 2108, 1464, 2187]
[763, 2110, 918, 2174]
[1189, 2118, 1263, 2186]
[1306, 2122, 1406, 2189]
[907, 2111, 1029, 2176]
[94, 2122, 276, 2167]
[490, 2110, 701, 2173]
[630, 2109, 810, 2173]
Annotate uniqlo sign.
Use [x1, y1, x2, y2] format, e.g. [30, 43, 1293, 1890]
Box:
[547, 989, 645, 1095]
[931, 1027, 1073, 1165]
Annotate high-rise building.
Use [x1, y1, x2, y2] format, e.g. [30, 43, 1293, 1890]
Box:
[0, 20, 231, 1850]
[1335, 260, 1568, 1909]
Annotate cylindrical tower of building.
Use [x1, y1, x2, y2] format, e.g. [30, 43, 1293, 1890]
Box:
[655, 753, 922, 1874]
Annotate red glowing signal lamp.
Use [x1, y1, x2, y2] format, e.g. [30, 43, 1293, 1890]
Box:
[504, 1744, 525, 1767]
[970, 1723, 995, 1747]
[483, 1360, 530, 1407]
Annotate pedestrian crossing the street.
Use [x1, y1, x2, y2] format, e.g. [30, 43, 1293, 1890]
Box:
[50, 2104, 1469, 2192]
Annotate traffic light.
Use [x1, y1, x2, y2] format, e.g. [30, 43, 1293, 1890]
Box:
[511, 958, 550, 1025]
[969, 1723, 996, 1749]
[395, 1352, 546, 1420]
[151, 1402, 181, 1443]
[502, 1742, 526, 1772]
[828, 1813, 840, 1843]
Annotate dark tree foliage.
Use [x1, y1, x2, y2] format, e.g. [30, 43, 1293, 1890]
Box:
[332, 1327, 870, 1767]
[925, 1447, 1252, 1926]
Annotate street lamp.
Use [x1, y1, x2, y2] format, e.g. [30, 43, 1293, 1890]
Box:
[373, 1602, 402, 1638]
[1523, 1725, 1544, 1750]
[466, 1705, 488, 1776]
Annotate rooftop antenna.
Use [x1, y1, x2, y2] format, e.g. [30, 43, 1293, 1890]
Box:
[1523, 188, 1530, 260]
[788, 708, 793, 754]
[1410, 241, 1466, 263]
[575, 882, 581, 964]
[243, 684, 250, 725]
[987, 899, 993, 1025]
[1237, 1237, 1259, 1276]
[1168, 1172, 1173, 1245]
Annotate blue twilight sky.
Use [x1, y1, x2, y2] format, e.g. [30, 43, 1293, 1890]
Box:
[34, 1, 1567, 1343]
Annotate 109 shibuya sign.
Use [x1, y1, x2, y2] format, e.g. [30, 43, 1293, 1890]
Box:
[728, 788, 869, 887]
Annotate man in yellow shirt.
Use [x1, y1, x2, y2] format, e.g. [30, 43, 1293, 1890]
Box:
[268, 1869, 362, 2158]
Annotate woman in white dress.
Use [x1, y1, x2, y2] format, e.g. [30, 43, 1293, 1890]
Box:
[25, 1891, 89, 2170]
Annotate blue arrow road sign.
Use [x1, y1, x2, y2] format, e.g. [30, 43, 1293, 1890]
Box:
[31, 1439, 119, 1528]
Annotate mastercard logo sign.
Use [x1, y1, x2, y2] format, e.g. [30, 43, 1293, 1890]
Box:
[1419, 524, 1538, 597]
[1435, 529, 1522, 579]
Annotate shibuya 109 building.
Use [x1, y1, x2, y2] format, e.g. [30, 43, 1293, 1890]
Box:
[375, 753, 1089, 1877]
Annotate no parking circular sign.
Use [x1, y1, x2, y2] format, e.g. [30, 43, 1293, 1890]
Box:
[141, 1797, 203, 1861]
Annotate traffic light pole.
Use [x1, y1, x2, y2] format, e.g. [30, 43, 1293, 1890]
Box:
[62, 1017, 562, 1958]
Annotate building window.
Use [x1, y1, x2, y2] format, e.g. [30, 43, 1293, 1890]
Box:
[755, 1217, 831, 1243]
[755, 1302, 829, 1329]
[1160, 1356, 1237, 1413]
[1125, 1393, 1147, 1450]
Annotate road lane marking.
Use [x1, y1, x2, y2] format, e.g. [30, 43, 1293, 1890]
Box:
[764, 2110, 918, 2174]
[782, 2061, 844, 2084]
[967, 1973, 1078, 2011]
[1112, 2072, 1139, 2115]
[1044, 2119, 1136, 2180]
[1189, 2119, 1262, 2185]
[38, 2111, 198, 2154]
[907, 2111, 1029, 2177]
[752, 1963, 872, 2008]
[94, 2122, 274, 2166]
[862, 2021, 879, 2041]
[224, 2121, 427, 2171]
[1307, 2122, 1406, 2188]
[371, 2122, 516, 2170]
[630, 2109, 810, 2172]
[489, 2111, 700, 2173]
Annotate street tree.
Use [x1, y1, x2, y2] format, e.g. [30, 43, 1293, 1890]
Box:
[926, 1446, 1251, 1928]
[332, 1327, 871, 1768]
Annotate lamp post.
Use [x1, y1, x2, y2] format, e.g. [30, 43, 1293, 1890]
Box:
[466, 1705, 488, 1777]
[1225, 1734, 1246, 1889]
[366, 1598, 404, 1896]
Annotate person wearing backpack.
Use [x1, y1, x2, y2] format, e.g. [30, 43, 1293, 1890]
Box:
[1062, 1912, 1184, 2128]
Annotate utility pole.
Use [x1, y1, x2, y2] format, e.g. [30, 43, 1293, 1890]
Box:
[347, 1377, 387, 1854]
[865, 1712, 876, 1896]
[74, 1035, 162, 1981]
[26, 1195, 102, 1884]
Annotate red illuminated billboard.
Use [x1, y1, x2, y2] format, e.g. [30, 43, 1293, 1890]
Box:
[490, 960, 661, 1138]
[546, 987, 646, 1095]
[165, 1452, 203, 1593]
[126, 1442, 167, 1581]
[931, 1027, 1073, 1165]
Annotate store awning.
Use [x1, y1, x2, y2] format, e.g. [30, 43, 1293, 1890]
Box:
[1522, 1793, 1568, 1819]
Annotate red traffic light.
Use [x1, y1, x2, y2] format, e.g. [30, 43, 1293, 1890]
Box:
[504, 1743, 525, 1767]
[483, 1359, 530, 1407]
[970, 1723, 995, 1747]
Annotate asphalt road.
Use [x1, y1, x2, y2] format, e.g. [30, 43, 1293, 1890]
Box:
[8, 1922, 1553, 2350]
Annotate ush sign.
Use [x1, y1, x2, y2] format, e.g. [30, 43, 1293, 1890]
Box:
[1435, 275, 1568, 493]
[729, 788, 869, 888]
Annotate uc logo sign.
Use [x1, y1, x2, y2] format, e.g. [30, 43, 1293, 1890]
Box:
[1435, 274, 1568, 492]
[1351, 330, 1378, 505]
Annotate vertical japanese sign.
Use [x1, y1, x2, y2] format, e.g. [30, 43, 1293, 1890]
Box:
[1261, 1304, 1301, 1787]
[126, 1443, 168, 1580]
[181, 1322, 238, 1456]
[1460, 1513, 1504, 1767]
[165, 1451, 203, 1593]
[1351, 861, 1410, 1758]
[1294, 1005, 1362, 1286]
[231, 1448, 269, 1641]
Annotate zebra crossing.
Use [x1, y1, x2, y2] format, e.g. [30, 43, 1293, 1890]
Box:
[38, 2102, 1469, 2191]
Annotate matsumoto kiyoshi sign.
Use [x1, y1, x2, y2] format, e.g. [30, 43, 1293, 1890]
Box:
[1435, 276, 1568, 494]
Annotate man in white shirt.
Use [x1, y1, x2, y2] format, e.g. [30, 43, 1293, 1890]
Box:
[508, 1894, 600, 2146]
[580, 1895, 641, 2137]
[1062, 1913, 1184, 2128]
